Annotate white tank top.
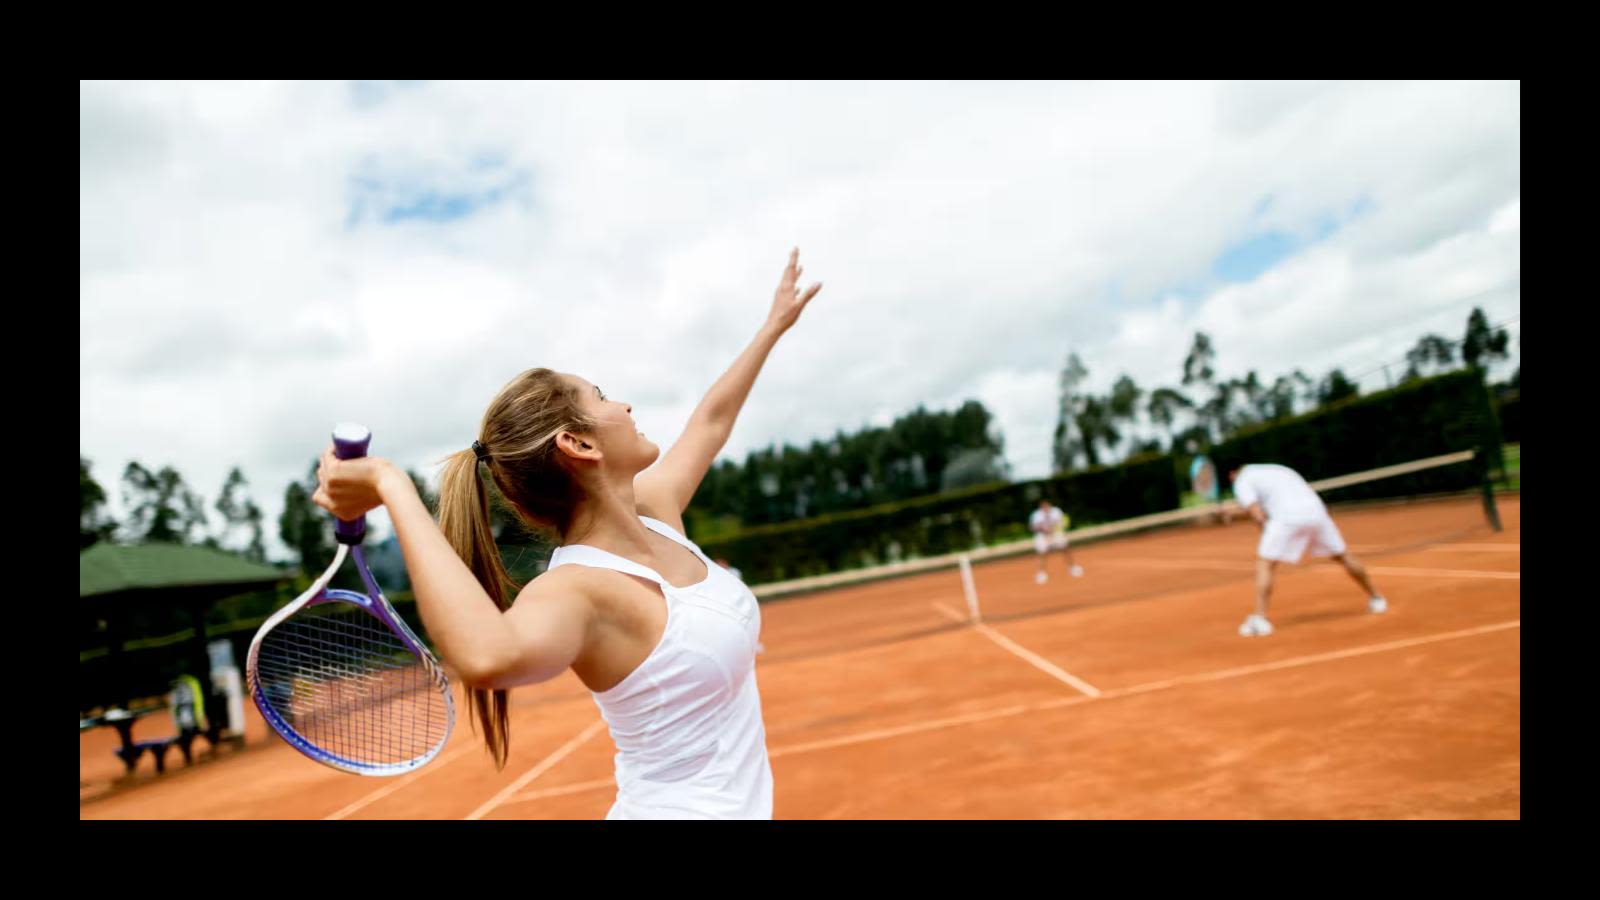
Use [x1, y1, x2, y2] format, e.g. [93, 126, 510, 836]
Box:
[546, 515, 773, 819]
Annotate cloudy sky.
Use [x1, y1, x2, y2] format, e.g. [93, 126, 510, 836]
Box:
[80, 80, 1520, 560]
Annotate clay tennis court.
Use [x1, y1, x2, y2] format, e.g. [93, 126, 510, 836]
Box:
[80, 494, 1520, 819]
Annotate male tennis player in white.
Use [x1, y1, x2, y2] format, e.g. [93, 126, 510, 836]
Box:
[1029, 498, 1082, 584]
[314, 249, 821, 818]
[1224, 462, 1388, 637]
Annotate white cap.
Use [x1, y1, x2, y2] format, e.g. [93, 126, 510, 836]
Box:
[332, 422, 371, 442]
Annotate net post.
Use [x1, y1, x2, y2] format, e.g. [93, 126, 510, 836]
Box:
[1476, 449, 1503, 532]
[1468, 370, 1506, 532]
[958, 555, 981, 623]
[1474, 368, 1510, 491]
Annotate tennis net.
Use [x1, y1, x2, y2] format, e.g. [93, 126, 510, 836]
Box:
[749, 450, 1501, 662]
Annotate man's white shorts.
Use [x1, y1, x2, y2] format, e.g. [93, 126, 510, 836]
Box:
[1034, 533, 1069, 554]
[1258, 515, 1346, 564]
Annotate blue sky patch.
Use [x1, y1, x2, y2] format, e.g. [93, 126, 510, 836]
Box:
[1210, 195, 1374, 285]
[1212, 230, 1301, 283]
[349, 80, 425, 109]
[345, 155, 532, 228]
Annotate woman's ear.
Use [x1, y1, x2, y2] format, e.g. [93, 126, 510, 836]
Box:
[555, 430, 601, 461]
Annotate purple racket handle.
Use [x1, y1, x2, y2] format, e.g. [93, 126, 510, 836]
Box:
[332, 422, 372, 545]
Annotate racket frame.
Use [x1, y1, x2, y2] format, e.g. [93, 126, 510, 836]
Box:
[245, 428, 456, 776]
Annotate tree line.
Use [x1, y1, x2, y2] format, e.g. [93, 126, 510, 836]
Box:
[80, 306, 1515, 573]
[1051, 306, 1515, 472]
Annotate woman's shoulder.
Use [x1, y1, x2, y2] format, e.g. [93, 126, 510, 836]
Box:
[519, 553, 664, 634]
[515, 561, 608, 606]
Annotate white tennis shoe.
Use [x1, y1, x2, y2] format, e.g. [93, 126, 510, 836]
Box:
[1238, 614, 1274, 637]
[1035, 571, 1048, 585]
[1368, 596, 1388, 614]
[1070, 565, 1084, 577]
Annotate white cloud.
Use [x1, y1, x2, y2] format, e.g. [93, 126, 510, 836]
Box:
[80, 80, 1520, 559]
[1488, 198, 1521, 234]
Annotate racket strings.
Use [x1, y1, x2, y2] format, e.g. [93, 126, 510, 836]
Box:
[255, 600, 450, 767]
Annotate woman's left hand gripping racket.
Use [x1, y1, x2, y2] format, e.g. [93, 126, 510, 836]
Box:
[247, 423, 455, 776]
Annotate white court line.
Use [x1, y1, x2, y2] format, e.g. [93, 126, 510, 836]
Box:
[788, 619, 1522, 760]
[1361, 566, 1519, 580]
[935, 601, 1102, 696]
[463, 719, 607, 821]
[1104, 620, 1521, 697]
[1098, 558, 1519, 580]
[323, 740, 484, 821]
[482, 620, 1521, 807]
[971, 622, 1102, 697]
[1349, 544, 1520, 553]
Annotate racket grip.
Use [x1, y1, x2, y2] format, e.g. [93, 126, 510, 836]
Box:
[332, 422, 372, 545]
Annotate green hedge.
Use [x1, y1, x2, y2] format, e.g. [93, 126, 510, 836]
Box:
[1209, 370, 1500, 501]
[694, 453, 1180, 585]
[696, 371, 1505, 586]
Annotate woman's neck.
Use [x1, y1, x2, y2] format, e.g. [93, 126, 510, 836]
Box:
[562, 476, 653, 556]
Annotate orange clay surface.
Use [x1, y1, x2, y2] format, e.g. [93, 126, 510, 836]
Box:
[82, 495, 1519, 819]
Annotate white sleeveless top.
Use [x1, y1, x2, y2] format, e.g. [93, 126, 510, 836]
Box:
[546, 515, 773, 819]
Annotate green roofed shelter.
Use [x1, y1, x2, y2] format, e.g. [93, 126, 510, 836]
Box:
[80, 543, 289, 709]
[81, 542, 285, 599]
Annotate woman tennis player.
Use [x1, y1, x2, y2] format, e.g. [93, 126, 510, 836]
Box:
[312, 249, 822, 819]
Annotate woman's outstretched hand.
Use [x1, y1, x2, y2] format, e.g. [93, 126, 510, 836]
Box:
[765, 247, 823, 336]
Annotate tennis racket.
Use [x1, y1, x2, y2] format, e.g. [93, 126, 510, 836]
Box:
[246, 423, 455, 776]
[1190, 453, 1218, 503]
[1189, 453, 1230, 524]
